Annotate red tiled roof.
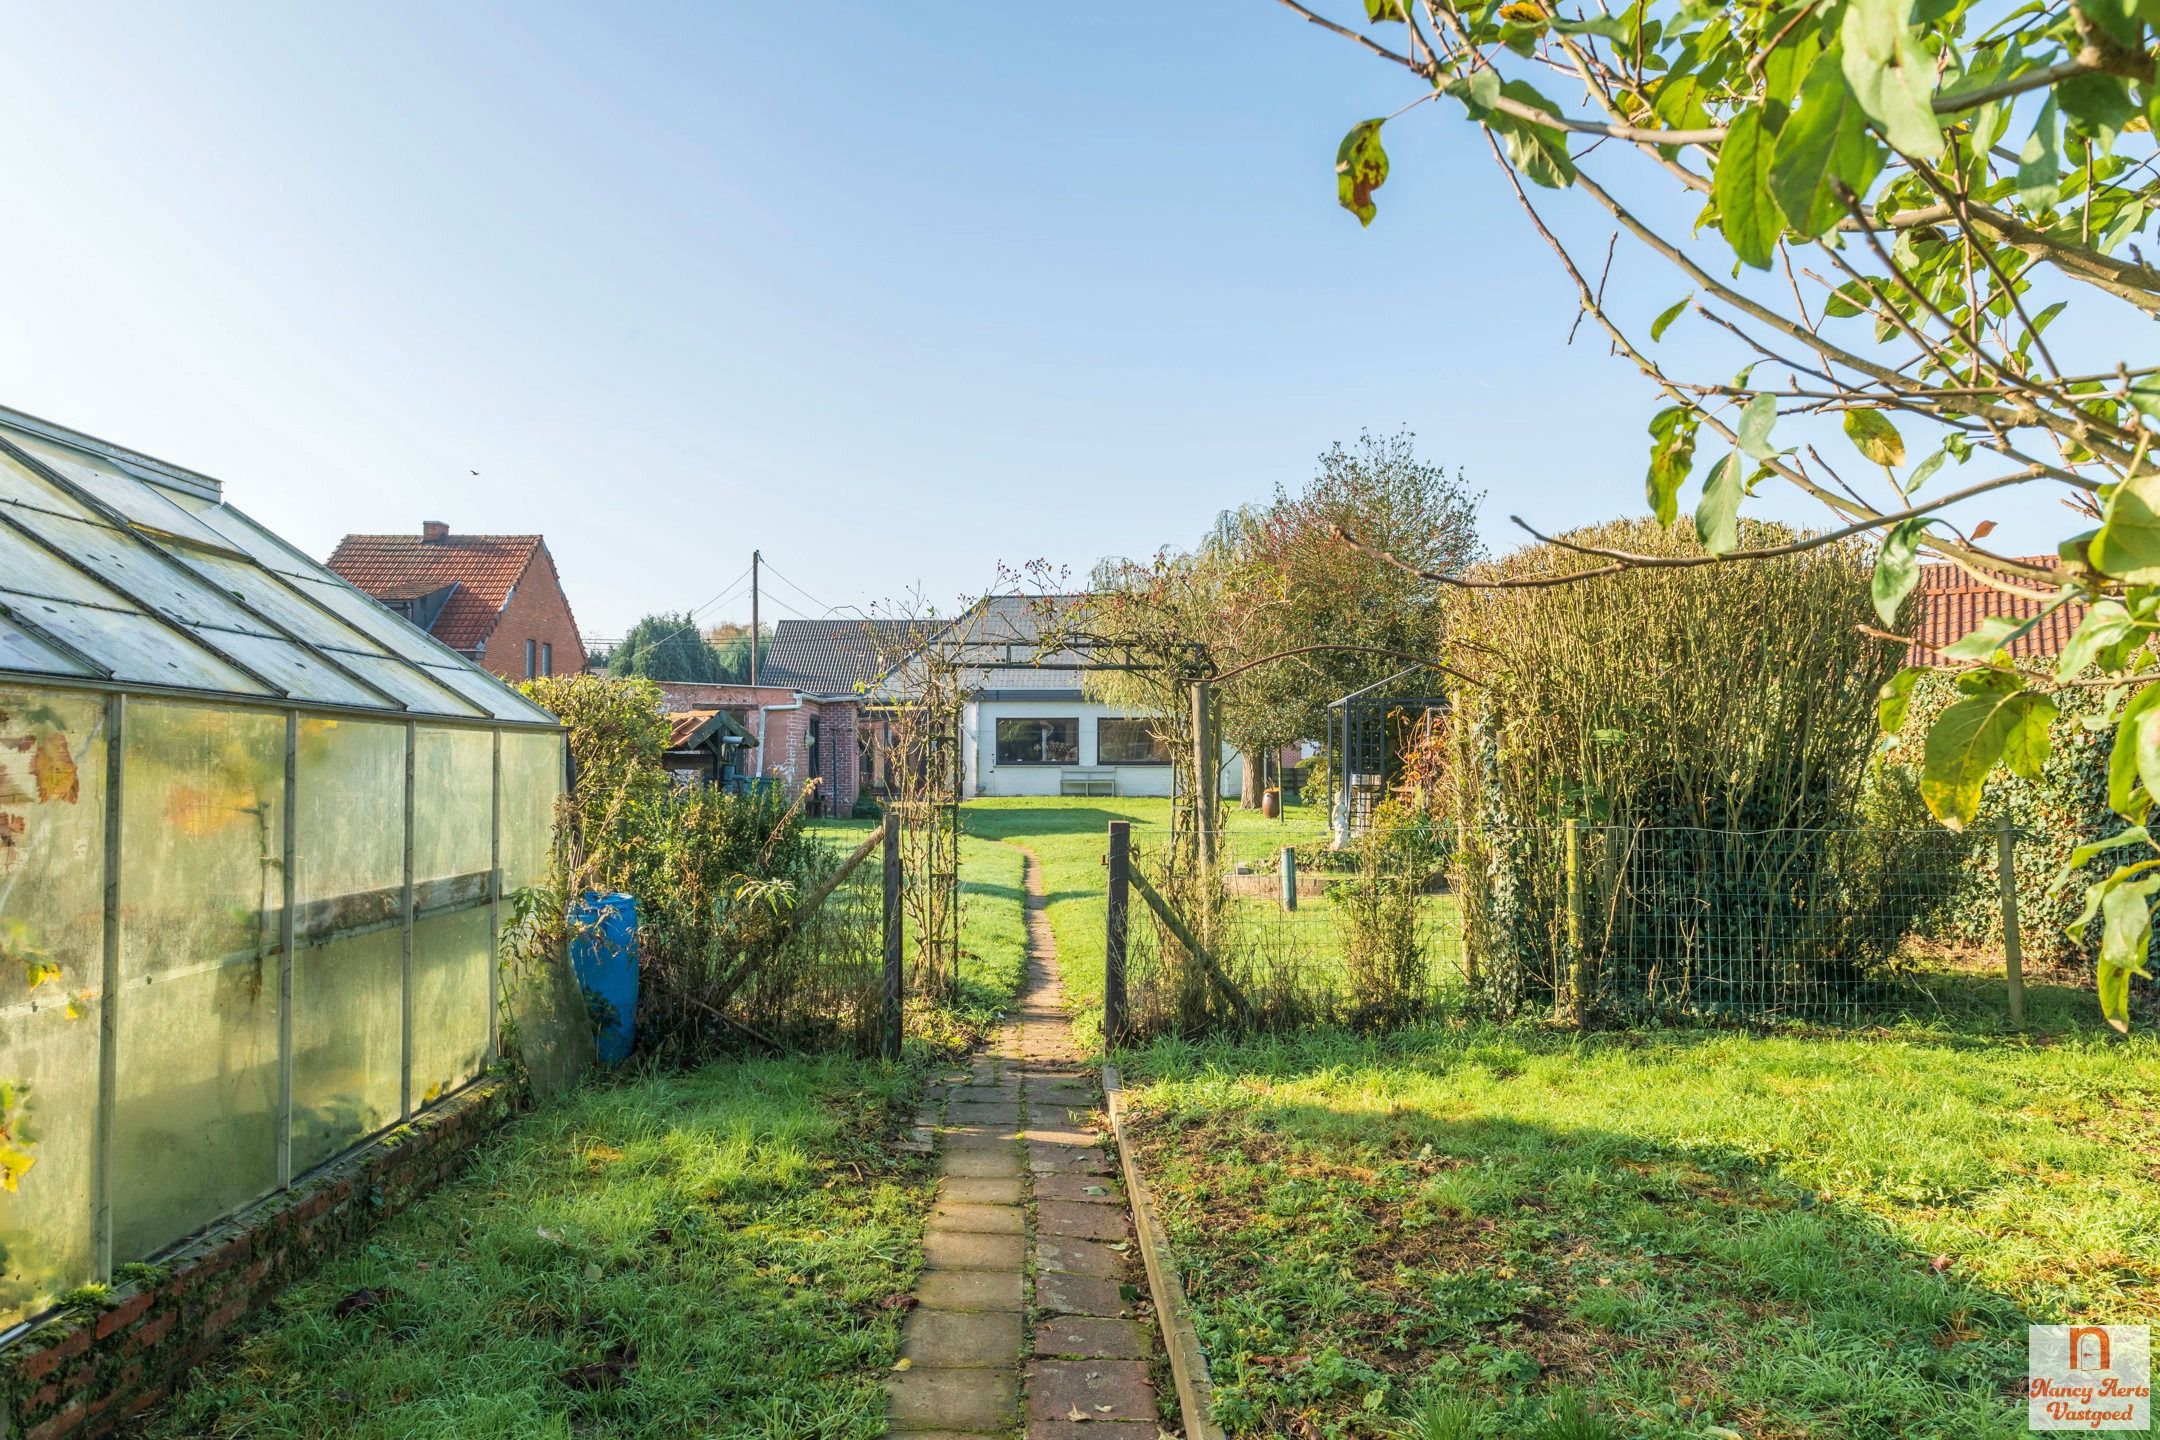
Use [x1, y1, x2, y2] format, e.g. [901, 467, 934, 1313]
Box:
[327, 531, 542, 654]
[1909, 557, 2083, 663]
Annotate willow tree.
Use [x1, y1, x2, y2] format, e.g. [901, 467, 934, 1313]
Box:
[1279, 0, 2160, 1026]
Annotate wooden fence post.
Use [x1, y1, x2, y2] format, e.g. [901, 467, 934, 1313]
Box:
[1105, 821, 1130, 1046]
[1564, 817, 1587, 1028]
[1997, 813, 2026, 1030]
[1280, 846, 1298, 912]
[882, 813, 903, 1060]
[1191, 677, 1216, 872]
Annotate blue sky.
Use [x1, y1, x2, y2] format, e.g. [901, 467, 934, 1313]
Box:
[0, 2, 2106, 639]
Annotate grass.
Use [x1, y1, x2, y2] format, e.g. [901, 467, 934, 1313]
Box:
[950, 796, 2160, 1436]
[972, 794, 1460, 1040]
[147, 1054, 932, 1440]
[806, 818, 1030, 1026]
[1120, 1008, 2160, 1438]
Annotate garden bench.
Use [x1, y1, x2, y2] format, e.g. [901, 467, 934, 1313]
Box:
[1060, 767, 1117, 797]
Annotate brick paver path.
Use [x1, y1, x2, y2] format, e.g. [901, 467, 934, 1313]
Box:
[888, 849, 1167, 1439]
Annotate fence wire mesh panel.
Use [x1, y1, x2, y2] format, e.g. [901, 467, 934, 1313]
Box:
[739, 850, 884, 1052]
[1120, 829, 1468, 1037]
[1461, 823, 1989, 1023]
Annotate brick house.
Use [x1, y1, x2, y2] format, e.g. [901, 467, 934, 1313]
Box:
[327, 521, 586, 683]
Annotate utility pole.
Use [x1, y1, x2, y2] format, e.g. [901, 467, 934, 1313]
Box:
[749, 549, 761, 688]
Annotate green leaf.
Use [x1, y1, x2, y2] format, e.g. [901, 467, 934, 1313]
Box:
[2062, 74, 2138, 149]
[1823, 277, 1881, 318]
[1497, 81, 1577, 188]
[1447, 68, 1503, 120]
[1646, 406, 1698, 527]
[1736, 392, 1780, 460]
[2068, 824, 2152, 869]
[2056, 599, 2138, 680]
[1921, 685, 2052, 828]
[2107, 681, 2160, 817]
[2016, 96, 2062, 212]
[2098, 878, 2157, 1030]
[1843, 408, 1906, 466]
[2090, 471, 2160, 583]
[2131, 375, 2160, 421]
[1878, 665, 1925, 733]
[1364, 0, 1410, 18]
[1336, 119, 1390, 227]
[1695, 452, 1744, 554]
[1551, 12, 1635, 38]
[1839, 0, 1945, 159]
[1715, 108, 1783, 270]
[1905, 444, 1951, 494]
[1767, 49, 1888, 238]
[1940, 613, 2024, 661]
[1650, 295, 1691, 341]
[1872, 516, 1927, 624]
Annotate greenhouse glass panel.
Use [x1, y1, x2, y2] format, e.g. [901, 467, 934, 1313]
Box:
[0, 448, 104, 523]
[0, 614, 89, 676]
[1, 432, 237, 552]
[290, 719, 407, 1171]
[334, 653, 488, 719]
[409, 909, 491, 1105]
[499, 730, 564, 892]
[409, 727, 494, 1104]
[113, 702, 284, 1263]
[0, 687, 107, 1330]
[1, 591, 272, 696]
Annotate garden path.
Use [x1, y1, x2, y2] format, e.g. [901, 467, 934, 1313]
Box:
[886, 848, 1166, 1439]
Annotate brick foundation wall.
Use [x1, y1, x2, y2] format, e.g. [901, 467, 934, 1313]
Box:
[0, 1083, 513, 1440]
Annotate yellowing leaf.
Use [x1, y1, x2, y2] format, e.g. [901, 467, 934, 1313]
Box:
[1336, 119, 1389, 226]
[30, 732, 77, 805]
[1843, 408, 1905, 467]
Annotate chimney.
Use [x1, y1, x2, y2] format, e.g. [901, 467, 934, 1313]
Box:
[422, 520, 449, 543]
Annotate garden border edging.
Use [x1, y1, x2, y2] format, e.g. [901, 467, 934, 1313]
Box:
[1102, 1062, 1225, 1440]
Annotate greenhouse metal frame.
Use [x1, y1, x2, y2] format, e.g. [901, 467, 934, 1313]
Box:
[0, 405, 564, 1336]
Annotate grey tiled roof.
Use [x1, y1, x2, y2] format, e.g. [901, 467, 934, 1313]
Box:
[762, 618, 937, 696]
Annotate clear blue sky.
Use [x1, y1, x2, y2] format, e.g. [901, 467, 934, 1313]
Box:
[0, 2, 2097, 640]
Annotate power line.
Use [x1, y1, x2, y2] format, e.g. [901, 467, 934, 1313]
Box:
[758, 561, 836, 617]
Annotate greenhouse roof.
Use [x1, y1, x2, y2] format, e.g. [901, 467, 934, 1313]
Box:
[0, 404, 557, 726]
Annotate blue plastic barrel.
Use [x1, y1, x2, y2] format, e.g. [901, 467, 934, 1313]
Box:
[569, 891, 639, 1064]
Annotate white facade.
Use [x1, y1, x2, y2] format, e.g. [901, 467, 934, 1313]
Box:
[960, 693, 1242, 800]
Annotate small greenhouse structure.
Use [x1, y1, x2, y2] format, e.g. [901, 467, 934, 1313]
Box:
[0, 406, 564, 1334]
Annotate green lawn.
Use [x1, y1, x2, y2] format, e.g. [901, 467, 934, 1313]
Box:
[1121, 1006, 2160, 1438]
[147, 1055, 931, 1440]
[954, 797, 2160, 1437]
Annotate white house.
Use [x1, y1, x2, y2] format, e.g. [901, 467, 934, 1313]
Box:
[934, 595, 1241, 801]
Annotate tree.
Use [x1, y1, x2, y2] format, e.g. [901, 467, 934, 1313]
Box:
[1213, 430, 1482, 803]
[608, 612, 729, 683]
[705, 621, 768, 683]
[1277, 0, 2160, 1026]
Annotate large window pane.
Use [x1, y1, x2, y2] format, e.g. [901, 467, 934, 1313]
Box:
[0, 687, 107, 1328]
[994, 717, 1078, 765]
[1097, 718, 1170, 764]
[291, 719, 406, 1170]
[114, 702, 283, 1262]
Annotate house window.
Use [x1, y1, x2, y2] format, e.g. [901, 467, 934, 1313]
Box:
[541, 642, 553, 677]
[995, 716, 1078, 765]
[525, 639, 537, 678]
[1097, 717, 1170, 764]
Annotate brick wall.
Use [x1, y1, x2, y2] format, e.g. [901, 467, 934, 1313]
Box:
[0, 1084, 512, 1440]
[648, 685, 864, 815]
[480, 543, 585, 683]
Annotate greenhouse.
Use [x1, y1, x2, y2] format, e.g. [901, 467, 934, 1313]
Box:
[0, 406, 564, 1334]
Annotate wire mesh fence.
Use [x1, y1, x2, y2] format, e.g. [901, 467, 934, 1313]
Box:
[1111, 819, 2013, 1038]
